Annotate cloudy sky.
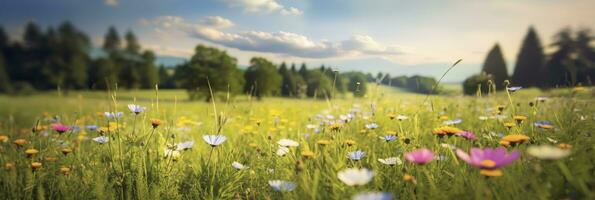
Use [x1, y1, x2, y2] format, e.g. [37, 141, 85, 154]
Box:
[1, 0, 594, 82]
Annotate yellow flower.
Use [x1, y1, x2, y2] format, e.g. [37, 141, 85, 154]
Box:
[151, 119, 162, 128]
[500, 134, 530, 147]
[558, 143, 572, 150]
[45, 156, 59, 162]
[503, 122, 516, 129]
[432, 126, 463, 136]
[59, 166, 71, 175]
[31, 162, 42, 170]
[480, 169, 503, 177]
[497, 105, 505, 113]
[13, 139, 27, 146]
[403, 174, 416, 184]
[25, 148, 39, 157]
[317, 139, 331, 146]
[572, 86, 587, 93]
[387, 113, 396, 120]
[0, 135, 9, 142]
[302, 150, 315, 159]
[248, 143, 258, 148]
[328, 123, 342, 132]
[438, 115, 449, 120]
[61, 148, 73, 155]
[513, 115, 527, 123]
[345, 140, 356, 147]
[385, 131, 397, 135]
[538, 124, 554, 129]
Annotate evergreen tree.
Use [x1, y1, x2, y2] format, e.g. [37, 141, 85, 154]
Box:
[290, 63, 297, 74]
[278, 62, 297, 97]
[0, 26, 8, 51]
[88, 58, 118, 89]
[512, 27, 545, 87]
[298, 63, 308, 80]
[481, 44, 509, 89]
[103, 26, 121, 54]
[58, 22, 90, 90]
[140, 50, 159, 88]
[0, 54, 12, 93]
[244, 57, 282, 99]
[124, 31, 140, 54]
[158, 65, 176, 89]
[544, 28, 575, 87]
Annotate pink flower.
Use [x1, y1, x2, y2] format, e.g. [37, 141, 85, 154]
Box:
[51, 123, 70, 134]
[404, 148, 435, 165]
[456, 147, 520, 169]
[456, 131, 477, 141]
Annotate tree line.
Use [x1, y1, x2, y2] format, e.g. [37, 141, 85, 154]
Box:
[463, 26, 595, 95]
[0, 22, 371, 100]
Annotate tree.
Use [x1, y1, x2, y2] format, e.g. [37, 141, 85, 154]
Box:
[278, 62, 297, 97]
[57, 22, 90, 90]
[103, 26, 121, 54]
[345, 72, 367, 97]
[88, 58, 118, 89]
[244, 57, 281, 99]
[125, 31, 140, 54]
[158, 65, 176, 89]
[305, 70, 333, 98]
[512, 27, 545, 87]
[544, 28, 595, 87]
[298, 63, 308, 80]
[462, 73, 493, 95]
[481, 44, 509, 89]
[176, 45, 244, 101]
[139, 51, 159, 88]
[0, 54, 12, 93]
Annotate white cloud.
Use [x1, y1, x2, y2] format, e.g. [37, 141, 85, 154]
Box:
[146, 16, 402, 58]
[221, 0, 303, 15]
[104, 0, 118, 6]
[199, 16, 235, 29]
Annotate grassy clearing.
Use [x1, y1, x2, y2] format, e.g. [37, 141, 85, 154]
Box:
[0, 86, 593, 199]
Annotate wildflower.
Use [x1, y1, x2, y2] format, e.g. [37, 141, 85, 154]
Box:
[432, 126, 463, 137]
[513, 115, 527, 124]
[478, 116, 488, 120]
[365, 123, 379, 130]
[51, 123, 70, 134]
[317, 139, 331, 146]
[558, 143, 572, 150]
[499, 134, 530, 147]
[276, 146, 290, 157]
[438, 115, 449, 120]
[456, 147, 520, 177]
[59, 166, 71, 175]
[534, 121, 553, 129]
[127, 104, 146, 114]
[164, 149, 180, 161]
[202, 135, 227, 147]
[85, 125, 98, 131]
[61, 148, 73, 155]
[0, 135, 8, 142]
[328, 123, 343, 132]
[396, 115, 409, 121]
[337, 168, 374, 186]
[378, 157, 402, 166]
[176, 141, 194, 151]
[379, 135, 398, 142]
[443, 119, 463, 125]
[151, 119, 162, 128]
[527, 145, 571, 160]
[456, 131, 477, 141]
[302, 150, 315, 159]
[268, 180, 296, 192]
[507, 86, 522, 92]
[5, 163, 15, 170]
[248, 143, 258, 148]
[31, 162, 42, 171]
[352, 192, 393, 200]
[345, 140, 357, 147]
[387, 113, 396, 120]
[503, 122, 516, 129]
[572, 86, 587, 93]
[277, 139, 299, 147]
[25, 148, 39, 157]
[535, 96, 548, 102]
[232, 161, 248, 170]
[348, 150, 366, 161]
[497, 105, 505, 113]
[404, 148, 435, 165]
[403, 174, 416, 183]
[104, 112, 123, 119]
[92, 136, 109, 144]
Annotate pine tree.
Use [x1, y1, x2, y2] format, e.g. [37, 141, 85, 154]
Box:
[58, 22, 90, 90]
[278, 62, 296, 97]
[512, 27, 545, 87]
[124, 31, 140, 54]
[481, 44, 509, 89]
[103, 26, 121, 54]
[0, 54, 12, 93]
[298, 63, 308, 80]
[140, 50, 159, 88]
[88, 58, 118, 89]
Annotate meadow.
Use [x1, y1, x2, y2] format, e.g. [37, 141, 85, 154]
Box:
[0, 85, 593, 200]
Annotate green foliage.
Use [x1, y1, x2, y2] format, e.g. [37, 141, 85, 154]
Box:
[482, 44, 509, 89]
[0, 54, 12, 93]
[462, 72, 493, 95]
[103, 26, 121, 54]
[344, 72, 367, 97]
[176, 45, 244, 101]
[512, 27, 545, 87]
[140, 51, 159, 89]
[244, 57, 281, 98]
[405, 75, 438, 94]
[543, 28, 595, 88]
[305, 70, 333, 98]
[88, 58, 118, 90]
[278, 62, 296, 97]
[157, 66, 176, 89]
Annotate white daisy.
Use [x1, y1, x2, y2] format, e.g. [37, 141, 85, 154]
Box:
[377, 157, 402, 166]
[527, 145, 571, 160]
[232, 161, 248, 170]
[268, 180, 296, 192]
[337, 168, 374, 186]
[202, 135, 227, 147]
[277, 139, 299, 147]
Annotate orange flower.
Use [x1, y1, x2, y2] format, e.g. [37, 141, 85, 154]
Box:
[59, 166, 71, 175]
[25, 148, 39, 157]
[151, 119, 162, 128]
[13, 139, 27, 146]
[432, 126, 463, 136]
[0, 135, 8, 142]
[31, 162, 42, 170]
[317, 139, 331, 146]
[558, 143, 572, 150]
[345, 140, 356, 147]
[61, 148, 73, 155]
[500, 134, 530, 147]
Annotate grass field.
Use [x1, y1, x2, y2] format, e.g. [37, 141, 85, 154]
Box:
[0, 85, 593, 199]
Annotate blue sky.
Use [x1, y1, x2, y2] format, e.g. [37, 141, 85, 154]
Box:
[1, 0, 594, 82]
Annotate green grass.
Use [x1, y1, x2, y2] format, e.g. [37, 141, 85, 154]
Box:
[0, 85, 593, 199]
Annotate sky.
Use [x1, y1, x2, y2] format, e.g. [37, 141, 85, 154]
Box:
[1, 0, 594, 82]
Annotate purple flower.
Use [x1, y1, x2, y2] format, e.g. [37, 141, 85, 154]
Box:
[456, 131, 477, 141]
[456, 147, 520, 170]
[404, 148, 435, 165]
[379, 135, 398, 142]
[51, 123, 70, 134]
[348, 150, 366, 161]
